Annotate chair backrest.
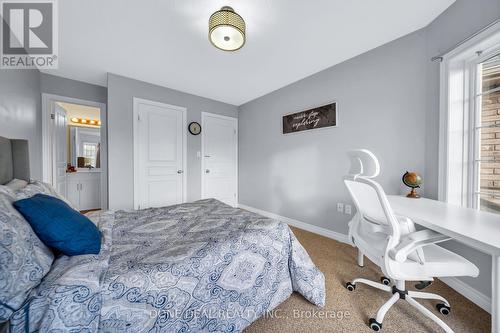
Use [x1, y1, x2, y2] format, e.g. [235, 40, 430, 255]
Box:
[347, 149, 380, 179]
[345, 150, 394, 226]
[344, 150, 401, 255]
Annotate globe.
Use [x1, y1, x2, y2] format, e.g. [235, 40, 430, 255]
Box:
[402, 171, 422, 198]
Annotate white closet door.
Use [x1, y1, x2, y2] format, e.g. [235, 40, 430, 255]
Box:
[134, 99, 186, 209]
[202, 113, 238, 207]
[53, 105, 67, 197]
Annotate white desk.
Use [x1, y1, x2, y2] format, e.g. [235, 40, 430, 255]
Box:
[388, 195, 500, 333]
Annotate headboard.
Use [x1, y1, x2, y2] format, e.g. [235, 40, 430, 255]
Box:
[0, 136, 30, 185]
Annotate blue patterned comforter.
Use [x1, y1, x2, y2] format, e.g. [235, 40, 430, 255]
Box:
[8, 199, 325, 332]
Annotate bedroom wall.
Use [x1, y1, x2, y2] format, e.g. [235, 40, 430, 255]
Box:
[40, 73, 107, 104]
[0, 71, 107, 182]
[238, 0, 499, 301]
[239, 29, 427, 234]
[0, 70, 42, 180]
[107, 73, 238, 209]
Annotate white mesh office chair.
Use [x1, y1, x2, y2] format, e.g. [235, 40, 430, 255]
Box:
[343, 149, 479, 332]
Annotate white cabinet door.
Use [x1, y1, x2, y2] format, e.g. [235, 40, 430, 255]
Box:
[79, 178, 101, 211]
[202, 113, 238, 207]
[66, 173, 101, 211]
[134, 99, 185, 209]
[66, 178, 80, 209]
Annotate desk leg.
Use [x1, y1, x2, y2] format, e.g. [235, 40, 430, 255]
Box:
[493, 255, 500, 333]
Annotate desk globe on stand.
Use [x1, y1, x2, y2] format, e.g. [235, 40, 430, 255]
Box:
[402, 171, 422, 198]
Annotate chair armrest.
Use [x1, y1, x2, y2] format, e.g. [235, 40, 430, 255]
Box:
[389, 230, 451, 263]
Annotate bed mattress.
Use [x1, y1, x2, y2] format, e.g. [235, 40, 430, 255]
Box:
[9, 199, 325, 332]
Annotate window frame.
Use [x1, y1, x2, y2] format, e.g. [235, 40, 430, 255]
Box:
[439, 22, 500, 208]
[471, 54, 500, 210]
[82, 141, 98, 167]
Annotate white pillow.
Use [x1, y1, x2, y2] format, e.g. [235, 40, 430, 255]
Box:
[15, 180, 76, 210]
[0, 192, 54, 322]
[5, 178, 28, 191]
[0, 185, 15, 197]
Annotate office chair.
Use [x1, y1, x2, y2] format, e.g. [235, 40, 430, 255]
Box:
[343, 149, 479, 332]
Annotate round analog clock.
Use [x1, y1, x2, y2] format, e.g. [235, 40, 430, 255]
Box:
[188, 122, 202, 135]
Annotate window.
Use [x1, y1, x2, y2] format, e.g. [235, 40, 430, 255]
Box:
[439, 22, 500, 212]
[474, 55, 500, 212]
[82, 142, 97, 168]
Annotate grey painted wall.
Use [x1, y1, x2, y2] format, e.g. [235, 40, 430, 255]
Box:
[107, 73, 238, 210]
[40, 73, 107, 104]
[239, 0, 500, 299]
[239, 30, 427, 235]
[0, 71, 107, 183]
[0, 70, 42, 180]
[423, 0, 500, 299]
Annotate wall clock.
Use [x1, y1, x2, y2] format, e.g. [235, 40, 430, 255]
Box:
[188, 122, 202, 135]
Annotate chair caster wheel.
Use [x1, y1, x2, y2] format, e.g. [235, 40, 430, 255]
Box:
[436, 303, 451, 315]
[369, 318, 382, 331]
[415, 281, 433, 290]
[345, 282, 356, 291]
[380, 277, 390, 285]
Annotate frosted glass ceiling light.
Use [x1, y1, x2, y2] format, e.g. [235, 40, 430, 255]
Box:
[209, 6, 245, 51]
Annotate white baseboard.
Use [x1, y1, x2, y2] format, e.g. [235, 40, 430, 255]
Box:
[439, 277, 491, 314]
[237, 203, 350, 245]
[238, 203, 491, 314]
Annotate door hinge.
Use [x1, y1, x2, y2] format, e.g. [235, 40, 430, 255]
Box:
[50, 113, 55, 120]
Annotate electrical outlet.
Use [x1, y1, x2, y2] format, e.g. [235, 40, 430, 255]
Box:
[344, 204, 352, 215]
[337, 203, 344, 212]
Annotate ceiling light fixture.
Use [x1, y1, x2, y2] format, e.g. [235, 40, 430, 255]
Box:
[209, 6, 245, 51]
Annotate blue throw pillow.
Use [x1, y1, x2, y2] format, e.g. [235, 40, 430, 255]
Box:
[13, 194, 101, 256]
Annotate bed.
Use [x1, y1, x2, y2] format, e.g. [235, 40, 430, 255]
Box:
[0, 136, 325, 332]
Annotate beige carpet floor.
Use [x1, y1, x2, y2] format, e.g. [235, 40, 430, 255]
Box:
[245, 227, 490, 333]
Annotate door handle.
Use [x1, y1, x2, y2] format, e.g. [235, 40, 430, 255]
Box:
[205, 169, 210, 174]
[177, 170, 183, 174]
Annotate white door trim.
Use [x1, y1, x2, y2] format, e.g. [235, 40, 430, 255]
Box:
[41, 93, 108, 209]
[133, 97, 187, 209]
[200, 112, 238, 205]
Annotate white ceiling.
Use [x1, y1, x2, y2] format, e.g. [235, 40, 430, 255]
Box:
[42, 0, 455, 106]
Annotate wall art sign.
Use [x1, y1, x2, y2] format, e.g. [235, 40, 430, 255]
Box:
[282, 102, 337, 134]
